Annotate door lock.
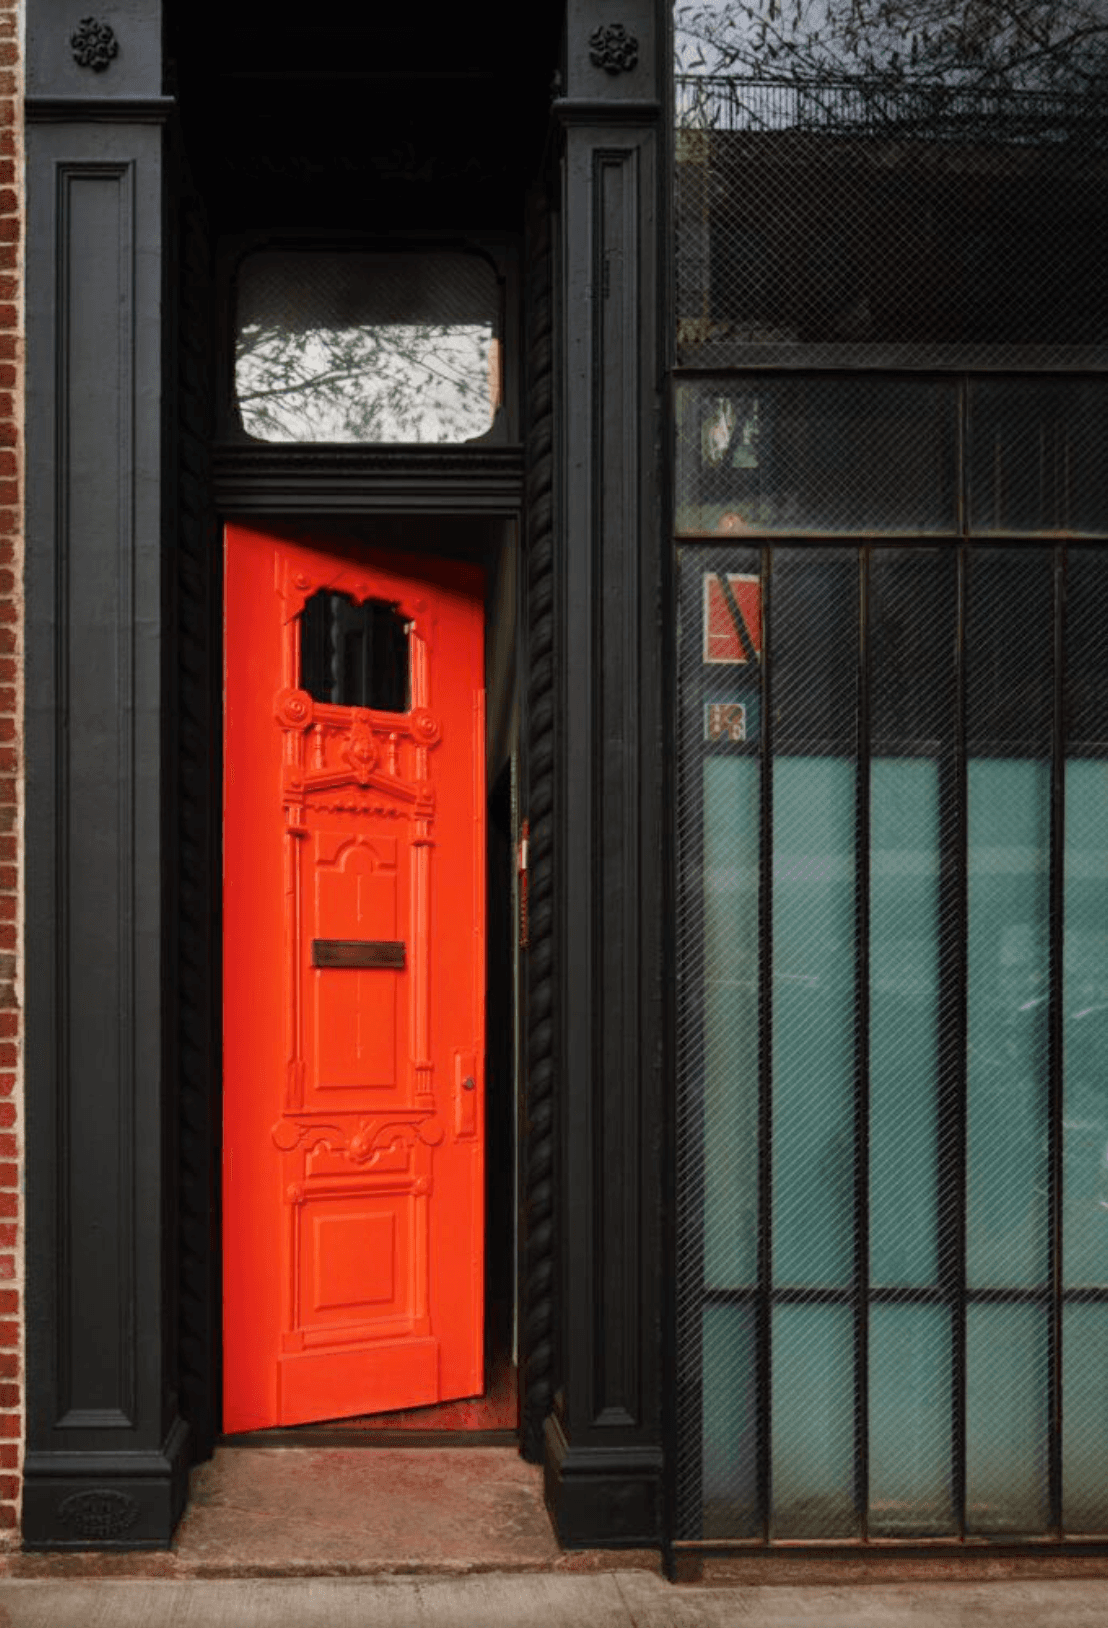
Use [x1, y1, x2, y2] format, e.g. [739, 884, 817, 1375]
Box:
[462, 1076, 476, 1092]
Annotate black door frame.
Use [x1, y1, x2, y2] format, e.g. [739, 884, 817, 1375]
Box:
[23, 0, 672, 1551]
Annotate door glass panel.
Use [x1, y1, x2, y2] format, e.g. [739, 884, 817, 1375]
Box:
[300, 591, 410, 711]
[235, 250, 500, 444]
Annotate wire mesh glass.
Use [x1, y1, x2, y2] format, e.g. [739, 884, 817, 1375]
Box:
[676, 537, 1108, 1543]
[235, 250, 500, 443]
[674, 0, 1108, 368]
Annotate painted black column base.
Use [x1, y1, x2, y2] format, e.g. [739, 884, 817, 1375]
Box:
[21, 1416, 190, 1549]
[543, 1413, 663, 1549]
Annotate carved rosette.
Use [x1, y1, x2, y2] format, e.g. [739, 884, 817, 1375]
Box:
[588, 22, 639, 74]
[409, 707, 441, 746]
[275, 688, 314, 731]
[70, 16, 119, 71]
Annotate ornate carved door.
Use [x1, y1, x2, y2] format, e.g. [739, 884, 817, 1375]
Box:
[222, 524, 485, 1431]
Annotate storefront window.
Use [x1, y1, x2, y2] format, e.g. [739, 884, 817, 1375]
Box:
[674, 0, 1108, 367]
[676, 536, 1108, 1541]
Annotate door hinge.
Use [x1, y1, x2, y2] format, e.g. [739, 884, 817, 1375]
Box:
[518, 818, 529, 950]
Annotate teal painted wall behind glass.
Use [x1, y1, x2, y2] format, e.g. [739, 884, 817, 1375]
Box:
[869, 1305, 954, 1535]
[966, 1305, 1049, 1533]
[966, 760, 1050, 1288]
[870, 760, 941, 1286]
[772, 758, 855, 1286]
[701, 1304, 759, 1537]
[1062, 1304, 1108, 1532]
[1063, 761, 1108, 1288]
[703, 757, 761, 1288]
[772, 1304, 855, 1537]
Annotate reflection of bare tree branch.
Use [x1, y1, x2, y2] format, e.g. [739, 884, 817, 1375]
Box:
[676, 0, 1108, 96]
[235, 319, 492, 443]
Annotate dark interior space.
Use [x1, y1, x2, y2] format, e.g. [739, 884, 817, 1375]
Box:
[166, 0, 561, 240]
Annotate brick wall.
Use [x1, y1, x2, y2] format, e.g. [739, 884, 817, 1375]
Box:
[0, 0, 22, 1547]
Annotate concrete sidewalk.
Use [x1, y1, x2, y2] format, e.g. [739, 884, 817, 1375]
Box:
[4, 1451, 1108, 1625]
[4, 1573, 1108, 1627]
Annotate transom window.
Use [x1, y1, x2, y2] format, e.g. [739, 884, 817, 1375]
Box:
[234, 250, 501, 445]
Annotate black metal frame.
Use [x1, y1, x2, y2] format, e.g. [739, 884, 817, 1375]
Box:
[671, 459, 1108, 1548]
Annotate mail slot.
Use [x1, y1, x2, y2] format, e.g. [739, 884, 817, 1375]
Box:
[311, 939, 406, 970]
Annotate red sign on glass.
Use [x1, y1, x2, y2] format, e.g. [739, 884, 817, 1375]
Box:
[703, 572, 762, 665]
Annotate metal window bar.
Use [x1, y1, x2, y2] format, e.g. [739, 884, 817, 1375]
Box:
[674, 510, 1108, 1546]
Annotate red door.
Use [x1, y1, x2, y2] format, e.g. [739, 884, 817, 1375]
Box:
[223, 524, 485, 1432]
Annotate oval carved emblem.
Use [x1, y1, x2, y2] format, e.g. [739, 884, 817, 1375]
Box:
[58, 1487, 140, 1541]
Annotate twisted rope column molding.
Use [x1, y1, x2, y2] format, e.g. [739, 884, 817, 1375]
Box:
[174, 167, 221, 1463]
[521, 189, 558, 1464]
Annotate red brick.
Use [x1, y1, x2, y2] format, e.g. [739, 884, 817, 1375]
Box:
[0, 1505, 16, 1529]
[0, 1226, 14, 1249]
[0, 1109, 15, 1133]
[0, 1294, 15, 1318]
[0, 1416, 21, 1440]
[0, 929, 15, 954]
[0, 1194, 16, 1220]
[0, 1443, 17, 1469]
[0, 1079, 13, 1100]
[0, 1165, 15, 1189]
[0, 1352, 16, 1381]
[0, 1323, 17, 1348]
[0, 1051, 18, 1076]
